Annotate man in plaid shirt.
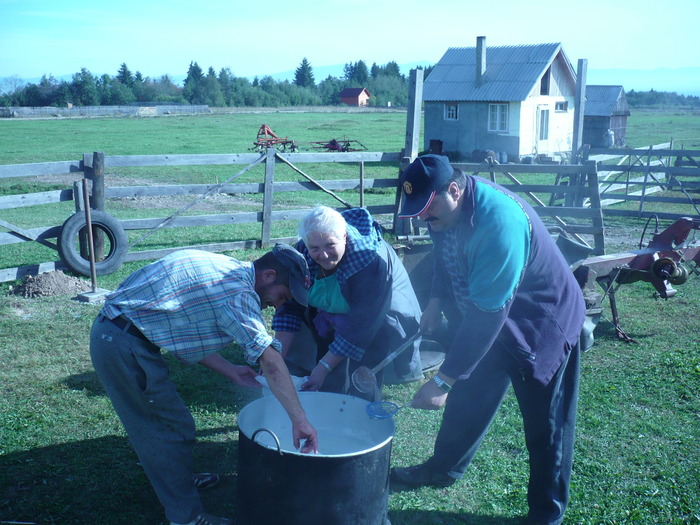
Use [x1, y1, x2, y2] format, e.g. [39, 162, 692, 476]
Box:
[90, 244, 317, 525]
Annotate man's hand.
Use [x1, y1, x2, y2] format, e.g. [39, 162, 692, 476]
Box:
[229, 365, 261, 388]
[411, 375, 452, 410]
[293, 418, 319, 454]
[301, 364, 328, 391]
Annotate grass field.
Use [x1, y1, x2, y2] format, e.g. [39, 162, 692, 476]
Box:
[1, 109, 699, 524]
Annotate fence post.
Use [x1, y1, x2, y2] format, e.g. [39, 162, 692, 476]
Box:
[261, 148, 275, 247]
[585, 161, 606, 255]
[359, 161, 365, 208]
[91, 152, 105, 260]
[638, 146, 653, 216]
[394, 68, 424, 235]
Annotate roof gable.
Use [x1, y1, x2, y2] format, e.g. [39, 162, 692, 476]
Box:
[339, 87, 370, 97]
[584, 85, 630, 116]
[424, 42, 574, 102]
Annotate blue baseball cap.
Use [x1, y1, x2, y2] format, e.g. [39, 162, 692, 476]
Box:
[271, 243, 311, 306]
[399, 155, 455, 218]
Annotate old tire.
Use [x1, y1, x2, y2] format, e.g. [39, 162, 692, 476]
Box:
[58, 210, 127, 276]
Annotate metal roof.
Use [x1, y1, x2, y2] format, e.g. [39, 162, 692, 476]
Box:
[584, 85, 629, 116]
[424, 43, 572, 102]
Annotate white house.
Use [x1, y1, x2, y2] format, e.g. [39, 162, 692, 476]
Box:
[423, 37, 577, 163]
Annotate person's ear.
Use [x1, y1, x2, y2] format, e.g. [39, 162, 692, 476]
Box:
[448, 182, 461, 202]
[261, 268, 277, 284]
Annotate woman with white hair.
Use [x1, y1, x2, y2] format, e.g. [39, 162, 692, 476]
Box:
[272, 205, 423, 398]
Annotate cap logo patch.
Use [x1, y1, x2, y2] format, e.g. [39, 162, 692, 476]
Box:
[403, 181, 413, 195]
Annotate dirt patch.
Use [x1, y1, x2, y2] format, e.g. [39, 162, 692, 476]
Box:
[8, 271, 93, 298]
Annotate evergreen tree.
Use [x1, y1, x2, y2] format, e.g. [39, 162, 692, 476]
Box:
[344, 61, 369, 85]
[116, 63, 134, 87]
[294, 58, 315, 88]
[182, 62, 205, 103]
[69, 68, 99, 106]
[202, 67, 225, 106]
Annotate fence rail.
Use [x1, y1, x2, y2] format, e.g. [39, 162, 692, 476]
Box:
[3, 146, 697, 283]
[587, 145, 700, 218]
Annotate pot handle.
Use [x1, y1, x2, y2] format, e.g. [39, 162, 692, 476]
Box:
[251, 427, 282, 455]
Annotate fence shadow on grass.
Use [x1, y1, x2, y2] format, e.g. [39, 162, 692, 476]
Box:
[0, 434, 242, 525]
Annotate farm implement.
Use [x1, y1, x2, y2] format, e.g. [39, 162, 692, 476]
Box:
[252, 124, 298, 152]
[570, 216, 700, 349]
[309, 136, 367, 152]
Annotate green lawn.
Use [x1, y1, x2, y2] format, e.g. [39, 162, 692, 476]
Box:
[1, 110, 699, 524]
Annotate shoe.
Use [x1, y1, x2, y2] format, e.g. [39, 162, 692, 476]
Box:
[390, 462, 456, 487]
[171, 513, 233, 525]
[193, 514, 232, 525]
[193, 472, 220, 490]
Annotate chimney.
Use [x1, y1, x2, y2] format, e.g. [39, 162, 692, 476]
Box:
[476, 36, 486, 87]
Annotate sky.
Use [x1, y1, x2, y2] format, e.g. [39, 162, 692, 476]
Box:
[2, 0, 699, 89]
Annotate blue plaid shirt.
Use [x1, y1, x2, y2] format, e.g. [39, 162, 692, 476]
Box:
[272, 208, 381, 360]
[101, 249, 280, 365]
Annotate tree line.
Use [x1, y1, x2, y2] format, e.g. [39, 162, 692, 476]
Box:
[1, 59, 696, 109]
[625, 89, 700, 109]
[0, 58, 430, 109]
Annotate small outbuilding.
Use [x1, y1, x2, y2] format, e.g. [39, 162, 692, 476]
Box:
[339, 87, 371, 107]
[582, 85, 630, 148]
[423, 36, 577, 163]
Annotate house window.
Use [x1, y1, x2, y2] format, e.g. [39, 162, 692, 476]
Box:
[539, 109, 550, 140]
[555, 101, 568, 112]
[540, 67, 551, 95]
[488, 104, 508, 132]
[444, 104, 458, 120]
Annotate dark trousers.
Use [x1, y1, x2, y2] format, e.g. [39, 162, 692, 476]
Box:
[427, 343, 580, 525]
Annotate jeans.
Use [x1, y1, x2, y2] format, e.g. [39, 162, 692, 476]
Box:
[90, 315, 202, 524]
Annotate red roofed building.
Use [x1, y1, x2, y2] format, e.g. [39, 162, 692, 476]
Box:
[339, 87, 371, 107]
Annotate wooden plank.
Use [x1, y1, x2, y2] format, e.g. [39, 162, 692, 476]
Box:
[598, 165, 700, 176]
[0, 160, 83, 179]
[456, 163, 596, 176]
[276, 152, 401, 163]
[591, 147, 697, 157]
[602, 208, 697, 221]
[0, 218, 58, 249]
[103, 178, 398, 199]
[601, 194, 700, 204]
[116, 205, 397, 231]
[101, 151, 401, 168]
[0, 226, 61, 246]
[0, 189, 74, 209]
[104, 153, 263, 167]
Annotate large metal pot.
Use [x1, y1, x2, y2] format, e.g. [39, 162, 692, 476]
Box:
[237, 391, 394, 525]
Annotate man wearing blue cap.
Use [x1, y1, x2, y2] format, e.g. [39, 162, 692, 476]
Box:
[90, 244, 317, 525]
[391, 155, 585, 525]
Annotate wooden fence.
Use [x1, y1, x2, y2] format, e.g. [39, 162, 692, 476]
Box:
[0, 147, 613, 283]
[585, 144, 700, 219]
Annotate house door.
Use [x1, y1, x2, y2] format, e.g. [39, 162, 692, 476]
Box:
[535, 106, 550, 155]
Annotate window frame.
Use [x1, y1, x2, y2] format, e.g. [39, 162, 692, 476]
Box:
[539, 108, 550, 140]
[488, 103, 509, 132]
[444, 103, 459, 121]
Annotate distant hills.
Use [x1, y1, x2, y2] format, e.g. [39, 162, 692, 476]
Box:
[4, 63, 699, 97]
